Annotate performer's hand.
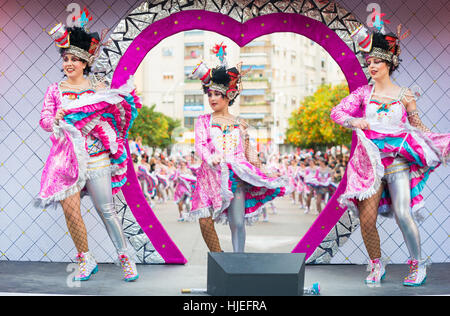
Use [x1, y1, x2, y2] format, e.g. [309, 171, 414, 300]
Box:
[211, 154, 222, 166]
[54, 108, 67, 125]
[351, 118, 371, 130]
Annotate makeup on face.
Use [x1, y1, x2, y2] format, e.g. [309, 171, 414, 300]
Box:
[366, 57, 389, 78]
[62, 53, 86, 77]
[208, 89, 229, 112]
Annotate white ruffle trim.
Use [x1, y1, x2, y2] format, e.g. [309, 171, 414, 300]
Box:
[189, 160, 289, 226]
[188, 205, 263, 226]
[37, 78, 137, 207]
[338, 129, 385, 217]
[406, 123, 447, 166]
[36, 121, 89, 207]
[61, 76, 136, 110]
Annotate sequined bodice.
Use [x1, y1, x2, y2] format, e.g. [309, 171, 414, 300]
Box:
[58, 79, 97, 107]
[365, 87, 408, 133]
[59, 82, 106, 155]
[366, 99, 405, 125]
[210, 122, 242, 160]
[316, 168, 331, 182]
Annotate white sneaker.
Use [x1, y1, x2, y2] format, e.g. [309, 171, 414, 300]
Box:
[119, 253, 139, 282]
[74, 251, 98, 281]
[365, 258, 386, 285]
[403, 259, 427, 286]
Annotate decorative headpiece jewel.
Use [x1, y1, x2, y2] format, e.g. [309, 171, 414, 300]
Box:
[190, 43, 252, 101]
[48, 7, 110, 67]
[349, 22, 410, 68]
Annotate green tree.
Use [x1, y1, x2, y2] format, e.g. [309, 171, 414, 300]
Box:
[129, 104, 181, 150]
[286, 83, 351, 150]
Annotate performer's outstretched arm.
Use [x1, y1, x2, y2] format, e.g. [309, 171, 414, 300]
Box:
[402, 89, 431, 133]
[330, 85, 366, 128]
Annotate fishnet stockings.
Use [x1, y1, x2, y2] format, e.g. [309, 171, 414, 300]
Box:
[357, 183, 384, 260]
[60, 192, 89, 253]
[199, 217, 222, 252]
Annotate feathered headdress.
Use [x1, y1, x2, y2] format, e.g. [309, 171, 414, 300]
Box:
[48, 7, 110, 66]
[350, 23, 410, 71]
[190, 43, 251, 102]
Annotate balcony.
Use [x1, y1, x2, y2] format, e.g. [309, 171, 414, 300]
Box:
[240, 54, 269, 65]
[239, 103, 270, 114]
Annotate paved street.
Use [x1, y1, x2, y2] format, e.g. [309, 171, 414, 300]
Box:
[153, 195, 319, 266]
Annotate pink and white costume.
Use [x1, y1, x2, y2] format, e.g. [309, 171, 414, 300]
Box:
[331, 84, 449, 218]
[38, 77, 141, 205]
[137, 163, 157, 200]
[190, 114, 291, 225]
[287, 165, 298, 191]
[311, 168, 332, 195]
[295, 167, 307, 193]
[173, 170, 196, 204]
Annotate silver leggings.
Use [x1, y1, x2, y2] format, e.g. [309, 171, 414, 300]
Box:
[228, 182, 246, 253]
[85, 174, 129, 255]
[387, 171, 421, 260]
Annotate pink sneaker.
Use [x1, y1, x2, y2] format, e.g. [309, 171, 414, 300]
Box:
[403, 259, 427, 287]
[119, 253, 139, 282]
[365, 258, 386, 285]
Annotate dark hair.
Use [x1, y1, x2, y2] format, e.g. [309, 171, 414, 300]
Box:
[203, 66, 237, 106]
[371, 31, 400, 75]
[211, 66, 230, 86]
[59, 27, 99, 76]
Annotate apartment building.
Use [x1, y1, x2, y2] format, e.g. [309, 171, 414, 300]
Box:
[135, 30, 345, 154]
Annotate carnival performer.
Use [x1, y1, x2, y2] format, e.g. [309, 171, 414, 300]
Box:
[155, 159, 169, 203]
[172, 160, 197, 222]
[287, 159, 298, 204]
[166, 159, 176, 200]
[295, 158, 307, 209]
[137, 153, 157, 205]
[311, 157, 332, 214]
[303, 158, 317, 214]
[38, 24, 140, 282]
[189, 44, 291, 252]
[187, 153, 201, 177]
[259, 159, 281, 222]
[331, 24, 449, 286]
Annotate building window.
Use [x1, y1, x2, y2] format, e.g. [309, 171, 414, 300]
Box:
[184, 42, 204, 59]
[184, 94, 203, 105]
[163, 73, 174, 80]
[184, 117, 195, 129]
[184, 66, 196, 80]
[162, 47, 173, 56]
[185, 30, 204, 36]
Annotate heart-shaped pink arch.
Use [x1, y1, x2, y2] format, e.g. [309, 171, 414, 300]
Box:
[111, 10, 367, 264]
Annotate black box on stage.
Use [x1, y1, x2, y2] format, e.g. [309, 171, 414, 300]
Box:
[207, 252, 306, 296]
